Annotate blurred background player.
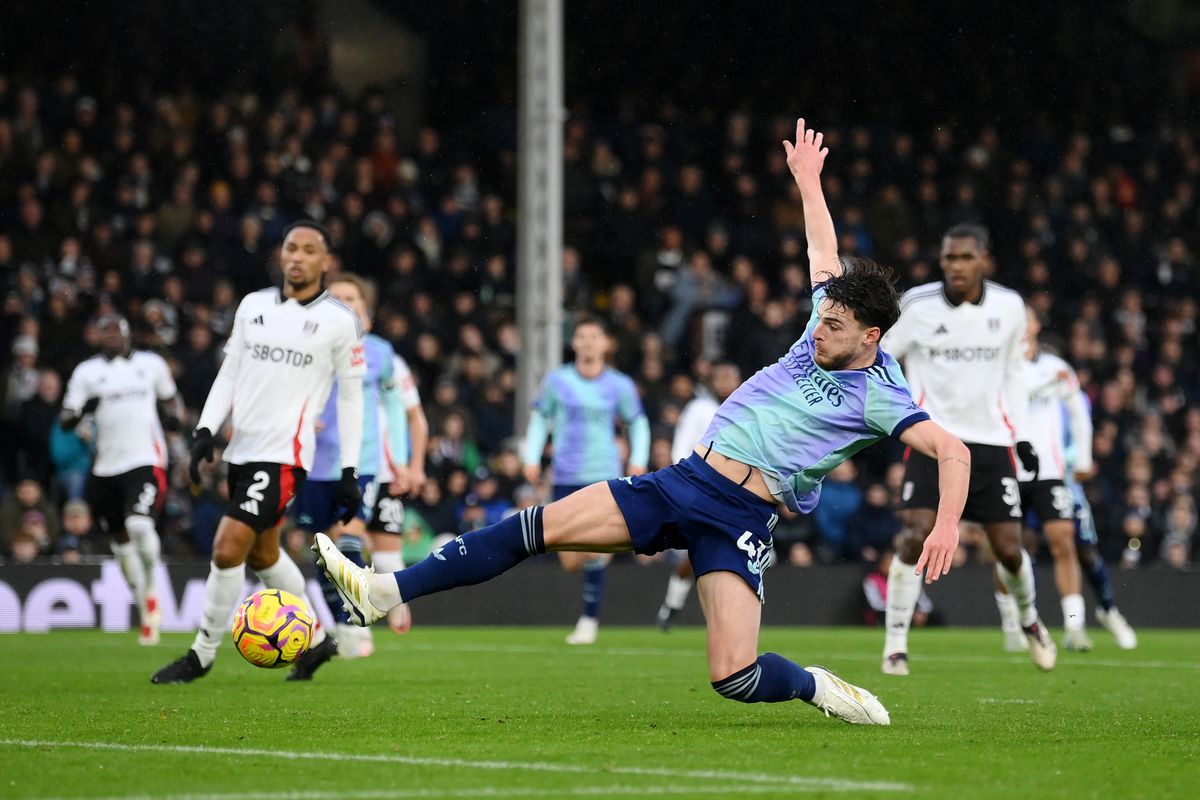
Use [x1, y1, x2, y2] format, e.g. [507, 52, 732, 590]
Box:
[60, 314, 179, 646]
[1012, 307, 1092, 651]
[152, 221, 365, 684]
[296, 272, 412, 658]
[881, 223, 1056, 675]
[863, 551, 933, 628]
[316, 118, 970, 726]
[523, 314, 650, 645]
[367, 349, 428, 637]
[657, 361, 742, 629]
[1065, 389, 1138, 649]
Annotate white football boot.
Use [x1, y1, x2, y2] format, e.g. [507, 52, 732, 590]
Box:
[312, 532, 387, 626]
[138, 596, 161, 646]
[388, 603, 413, 634]
[1023, 617, 1058, 671]
[1096, 608, 1137, 650]
[1062, 628, 1094, 652]
[806, 667, 891, 725]
[565, 615, 598, 645]
[1003, 628, 1030, 652]
[881, 652, 909, 676]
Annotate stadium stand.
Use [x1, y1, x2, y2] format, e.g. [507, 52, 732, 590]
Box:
[0, 1, 1195, 572]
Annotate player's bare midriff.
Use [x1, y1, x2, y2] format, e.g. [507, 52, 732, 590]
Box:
[691, 445, 776, 505]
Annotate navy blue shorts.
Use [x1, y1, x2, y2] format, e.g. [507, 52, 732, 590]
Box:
[608, 453, 779, 601]
[294, 474, 376, 532]
[553, 484, 588, 501]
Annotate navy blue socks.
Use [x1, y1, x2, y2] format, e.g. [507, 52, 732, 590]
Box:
[711, 653, 816, 703]
[581, 557, 606, 619]
[1080, 547, 1115, 612]
[394, 507, 545, 603]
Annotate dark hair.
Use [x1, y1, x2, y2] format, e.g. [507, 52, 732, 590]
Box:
[818, 258, 901, 333]
[284, 220, 334, 251]
[573, 312, 609, 335]
[942, 223, 990, 252]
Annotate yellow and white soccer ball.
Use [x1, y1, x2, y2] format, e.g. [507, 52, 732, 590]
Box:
[231, 589, 314, 669]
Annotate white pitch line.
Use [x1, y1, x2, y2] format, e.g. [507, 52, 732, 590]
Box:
[34, 638, 1199, 672]
[25, 784, 886, 800]
[398, 641, 1200, 671]
[1, 740, 911, 794]
[977, 698, 1038, 705]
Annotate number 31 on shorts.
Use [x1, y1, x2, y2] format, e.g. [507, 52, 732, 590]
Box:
[1001, 477, 1021, 518]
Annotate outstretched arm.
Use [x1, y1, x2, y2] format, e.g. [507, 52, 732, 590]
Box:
[783, 117, 840, 284]
[898, 420, 969, 584]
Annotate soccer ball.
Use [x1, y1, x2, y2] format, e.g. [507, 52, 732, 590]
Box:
[231, 589, 314, 669]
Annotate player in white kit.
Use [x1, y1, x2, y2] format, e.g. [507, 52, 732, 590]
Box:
[881, 223, 1057, 675]
[61, 315, 179, 646]
[1010, 308, 1093, 651]
[152, 221, 366, 684]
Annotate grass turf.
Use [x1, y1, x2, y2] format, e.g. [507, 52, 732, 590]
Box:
[1, 626, 1197, 799]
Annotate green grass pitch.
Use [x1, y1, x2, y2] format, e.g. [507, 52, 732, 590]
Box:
[2, 626, 1197, 799]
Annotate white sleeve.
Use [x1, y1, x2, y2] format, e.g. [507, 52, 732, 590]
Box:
[880, 303, 917, 359]
[334, 320, 366, 471]
[1062, 374, 1093, 474]
[197, 302, 247, 432]
[393, 355, 422, 410]
[154, 355, 178, 400]
[62, 364, 91, 414]
[1001, 302, 1030, 442]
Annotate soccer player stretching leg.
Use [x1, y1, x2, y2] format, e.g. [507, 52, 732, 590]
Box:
[61, 315, 180, 646]
[881, 223, 1056, 675]
[318, 119, 969, 725]
[522, 314, 650, 645]
[152, 222, 365, 684]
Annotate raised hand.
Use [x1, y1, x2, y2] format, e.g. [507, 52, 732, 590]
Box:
[782, 117, 829, 183]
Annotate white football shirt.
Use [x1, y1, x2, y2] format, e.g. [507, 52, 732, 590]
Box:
[63, 351, 176, 476]
[1019, 351, 1093, 482]
[671, 392, 719, 463]
[392, 354, 422, 411]
[197, 287, 366, 471]
[882, 280, 1029, 447]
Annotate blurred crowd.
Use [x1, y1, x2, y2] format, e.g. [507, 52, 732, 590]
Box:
[0, 66, 1196, 571]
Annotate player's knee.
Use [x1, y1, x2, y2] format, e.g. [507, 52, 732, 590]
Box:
[1046, 531, 1076, 561]
[711, 661, 760, 703]
[213, 544, 244, 570]
[124, 514, 156, 540]
[994, 544, 1023, 570]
